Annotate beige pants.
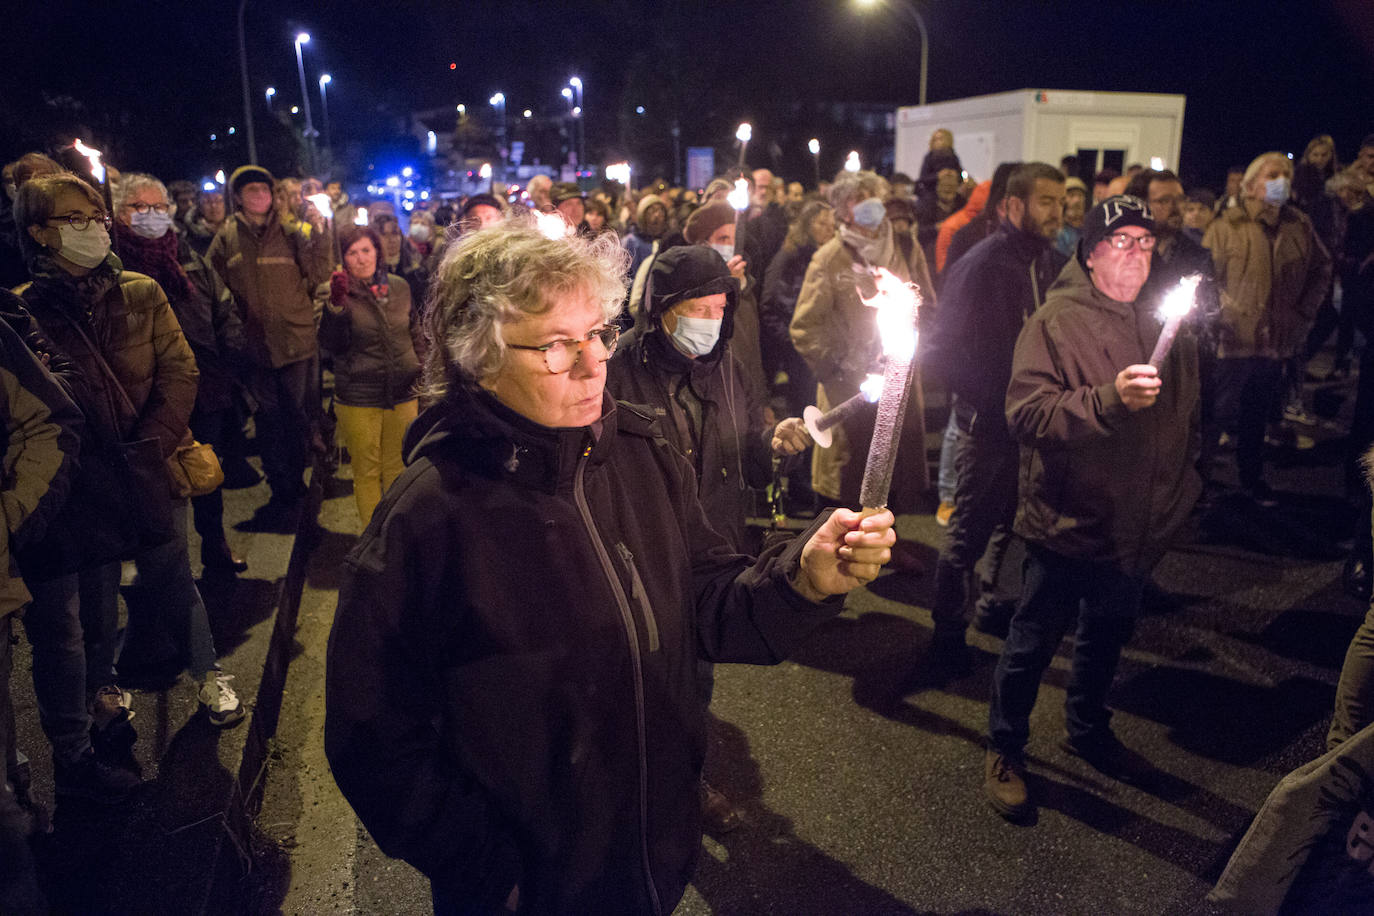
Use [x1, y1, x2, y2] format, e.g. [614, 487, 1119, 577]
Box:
[334, 400, 419, 524]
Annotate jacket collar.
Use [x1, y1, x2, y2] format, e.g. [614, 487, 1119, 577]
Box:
[405, 384, 617, 494]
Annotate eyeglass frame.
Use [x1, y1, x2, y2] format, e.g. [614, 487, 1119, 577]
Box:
[1102, 231, 1157, 251]
[506, 325, 620, 374]
[123, 201, 172, 215]
[45, 212, 112, 232]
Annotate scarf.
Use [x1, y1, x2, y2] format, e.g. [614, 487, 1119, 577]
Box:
[839, 219, 895, 269]
[25, 251, 122, 317]
[113, 221, 198, 305]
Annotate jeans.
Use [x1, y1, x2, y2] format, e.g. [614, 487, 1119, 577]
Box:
[0, 616, 46, 915]
[1330, 603, 1374, 750]
[117, 498, 218, 679]
[249, 358, 316, 501]
[334, 400, 418, 524]
[931, 422, 1018, 638]
[987, 544, 1142, 756]
[1213, 356, 1284, 490]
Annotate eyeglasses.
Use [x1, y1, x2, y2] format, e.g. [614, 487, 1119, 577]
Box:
[46, 212, 112, 231]
[125, 202, 171, 215]
[1104, 232, 1157, 251]
[508, 325, 619, 374]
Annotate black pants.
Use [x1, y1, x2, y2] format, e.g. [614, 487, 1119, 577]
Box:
[931, 415, 1019, 638]
[188, 403, 237, 546]
[248, 358, 315, 501]
[1214, 356, 1283, 489]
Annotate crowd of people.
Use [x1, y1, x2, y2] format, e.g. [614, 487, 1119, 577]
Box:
[0, 123, 1371, 912]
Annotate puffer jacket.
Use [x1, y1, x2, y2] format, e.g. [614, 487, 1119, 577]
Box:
[789, 229, 934, 508]
[1006, 257, 1201, 578]
[206, 210, 333, 368]
[1203, 199, 1332, 359]
[18, 267, 198, 460]
[324, 386, 840, 914]
[317, 273, 423, 408]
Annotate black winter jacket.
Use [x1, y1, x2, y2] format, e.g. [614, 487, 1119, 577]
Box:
[317, 273, 422, 408]
[324, 386, 840, 914]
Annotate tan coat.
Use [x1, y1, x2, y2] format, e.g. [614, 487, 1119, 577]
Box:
[207, 211, 334, 369]
[789, 234, 934, 509]
[1203, 200, 1332, 360]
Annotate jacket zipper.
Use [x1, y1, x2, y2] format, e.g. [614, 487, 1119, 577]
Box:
[615, 542, 661, 652]
[572, 457, 662, 916]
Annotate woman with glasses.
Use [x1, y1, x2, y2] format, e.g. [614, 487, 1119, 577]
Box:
[324, 219, 895, 914]
[12, 172, 243, 796]
[318, 224, 424, 523]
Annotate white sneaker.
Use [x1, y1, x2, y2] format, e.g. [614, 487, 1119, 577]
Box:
[198, 672, 245, 727]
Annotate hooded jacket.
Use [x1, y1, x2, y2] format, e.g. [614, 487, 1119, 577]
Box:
[935, 181, 990, 274]
[1203, 199, 1332, 360]
[206, 209, 333, 369]
[1006, 258, 1201, 577]
[324, 385, 840, 914]
[607, 248, 770, 551]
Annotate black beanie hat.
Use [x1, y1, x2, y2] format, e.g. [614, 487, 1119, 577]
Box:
[1078, 194, 1155, 264]
[229, 164, 275, 195]
[645, 245, 738, 323]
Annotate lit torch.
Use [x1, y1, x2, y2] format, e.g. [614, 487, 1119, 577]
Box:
[804, 374, 883, 448]
[727, 177, 750, 253]
[533, 209, 573, 240]
[73, 139, 105, 184]
[857, 267, 920, 511]
[736, 122, 752, 169]
[1148, 274, 1202, 368]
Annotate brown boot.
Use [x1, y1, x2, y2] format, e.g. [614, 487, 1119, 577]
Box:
[983, 749, 1032, 820]
[700, 779, 742, 835]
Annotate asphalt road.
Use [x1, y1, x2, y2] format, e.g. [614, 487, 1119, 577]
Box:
[250, 379, 1367, 915]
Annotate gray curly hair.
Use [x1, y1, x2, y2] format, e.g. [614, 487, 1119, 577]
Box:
[113, 172, 169, 212]
[827, 169, 889, 221]
[422, 218, 628, 399]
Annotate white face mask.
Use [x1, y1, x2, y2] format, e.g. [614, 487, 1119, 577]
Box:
[669, 314, 722, 357]
[1263, 176, 1291, 207]
[57, 223, 111, 268]
[130, 209, 174, 239]
[851, 197, 886, 230]
[709, 242, 734, 262]
[409, 223, 431, 243]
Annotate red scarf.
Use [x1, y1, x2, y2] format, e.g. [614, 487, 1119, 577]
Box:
[113, 222, 198, 305]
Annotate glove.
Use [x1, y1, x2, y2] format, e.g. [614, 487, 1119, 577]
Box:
[329, 270, 351, 306]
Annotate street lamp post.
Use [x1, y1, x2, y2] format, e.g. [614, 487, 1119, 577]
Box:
[855, 0, 928, 106]
[318, 73, 332, 167]
[293, 32, 318, 172]
[237, 0, 258, 164]
[569, 77, 584, 174]
[490, 92, 507, 182]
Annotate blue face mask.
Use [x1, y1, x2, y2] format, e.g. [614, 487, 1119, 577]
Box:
[669, 314, 722, 357]
[709, 242, 734, 262]
[130, 209, 174, 239]
[851, 197, 886, 230]
[1263, 177, 1290, 207]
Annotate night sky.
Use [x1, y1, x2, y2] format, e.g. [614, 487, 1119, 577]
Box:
[4, 0, 1371, 191]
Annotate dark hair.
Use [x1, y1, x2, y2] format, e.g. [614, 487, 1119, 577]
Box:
[1186, 187, 1217, 208]
[585, 196, 611, 221]
[373, 214, 401, 234]
[11, 152, 62, 187]
[1124, 169, 1181, 199]
[785, 200, 833, 251]
[338, 224, 384, 263]
[1093, 168, 1120, 186]
[1360, 134, 1374, 152]
[14, 171, 105, 262]
[1006, 163, 1066, 202]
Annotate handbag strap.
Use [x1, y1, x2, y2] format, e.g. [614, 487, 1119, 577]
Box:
[56, 295, 140, 421]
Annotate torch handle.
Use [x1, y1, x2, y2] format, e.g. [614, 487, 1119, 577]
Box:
[857, 357, 913, 510]
[1148, 316, 1183, 368]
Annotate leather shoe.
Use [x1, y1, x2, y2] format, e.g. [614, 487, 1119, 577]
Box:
[1059, 733, 1156, 787]
[983, 749, 1032, 820]
[202, 540, 248, 574]
[700, 779, 742, 835]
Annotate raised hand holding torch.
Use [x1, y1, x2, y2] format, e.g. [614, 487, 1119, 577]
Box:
[1148, 274, 1202, 368]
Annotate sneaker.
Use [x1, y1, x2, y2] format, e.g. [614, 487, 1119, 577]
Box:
[1059, 733, 1156, 787]
[935, 500, 955, 527]
[983, 749, 1032, 820]
[89, 684, 135, 731]
[53, 750, 140, 804]
[199, 672, 246, 727]
[699, 779, 742, 835]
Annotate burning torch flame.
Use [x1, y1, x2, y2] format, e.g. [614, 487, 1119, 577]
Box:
[736, 123, 752, 144]
[860, 373, 884, 401]
[860, 267, 920, 362]
[727, 178, 750, 212]
[353, 210, 369, 226]
[534, 209, 572, 240]
[73, 139, 105, 184]
[1157, 274, 1202, 322]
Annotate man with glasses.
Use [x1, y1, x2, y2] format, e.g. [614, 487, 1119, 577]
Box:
[982, 196, 1203, 821]
[606, 244, 810, 834]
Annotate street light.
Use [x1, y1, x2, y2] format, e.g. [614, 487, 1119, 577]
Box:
[293, 31, 318, 171]
[854, 0, 928, 106]
[265, 86, 276, 107]
[318, 73, 332, 164]
[490, 92, 507, 181]
[568, 77, 584, 173]
[808, 138, 821, 187]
